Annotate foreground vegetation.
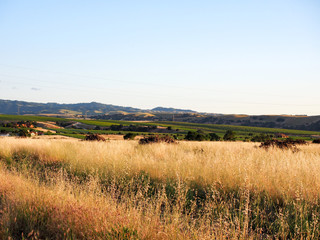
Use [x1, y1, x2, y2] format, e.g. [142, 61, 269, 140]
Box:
[0, 138, 320, 239]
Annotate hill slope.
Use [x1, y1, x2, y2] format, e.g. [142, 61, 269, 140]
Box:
[0, 99, 141, 115]
[1, 99, 320, 131]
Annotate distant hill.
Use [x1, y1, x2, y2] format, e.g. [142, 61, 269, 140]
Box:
[151, 107, 196, 113]
[0, 99, 142, 116]
[195, 114, 320, 132]
[1, 99, 320, 131]
[0, 99, 195, 116]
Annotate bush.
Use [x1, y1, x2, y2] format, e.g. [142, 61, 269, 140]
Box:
[185, 131, 197, 141]
[123, 133, 137, 140]
[0, 129, 7, 134]
[286, 138, 307, 145]
[18, 129, 31, 137]
[185, 131, 220, 141]
[251, 133, 271, 142]
[208, 133, 220, 141]
[84, 134, 106, 141]
[185, 131, 209, 141]
[223, 130, 236, 141]
[259, 139, 307, 152]
[312, 139, 320, 144]
[139, 135, 175, 144]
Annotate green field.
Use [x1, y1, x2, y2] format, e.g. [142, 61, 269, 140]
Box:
[1, 114, 319, 140]
[153, 121, 320, 136]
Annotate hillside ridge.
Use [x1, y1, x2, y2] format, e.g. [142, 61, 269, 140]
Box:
[1, 99, 320, 131]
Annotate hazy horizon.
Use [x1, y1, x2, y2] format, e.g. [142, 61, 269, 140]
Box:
[1, 1, 319, 115]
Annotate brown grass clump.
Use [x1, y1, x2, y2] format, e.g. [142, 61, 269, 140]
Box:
[139, 135, 175, 144]
[84, 134, 106, 141]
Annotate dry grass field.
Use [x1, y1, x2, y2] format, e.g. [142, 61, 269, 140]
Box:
[0, 138, 320, 239]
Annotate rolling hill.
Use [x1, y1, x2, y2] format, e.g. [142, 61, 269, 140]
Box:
[1, 99, 320, 131]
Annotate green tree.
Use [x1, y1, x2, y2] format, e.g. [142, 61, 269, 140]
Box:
[209, 133, 220, 141]
[18, 129, 31, 137]
[223, 130, 236, 141]
[185, 131, 197, 140]
[185, 131, 210, 141]
[251, 133, 270, 142]
[123, 133, 137, 140]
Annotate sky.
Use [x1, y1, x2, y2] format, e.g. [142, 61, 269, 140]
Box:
[0, 0, 319, 115]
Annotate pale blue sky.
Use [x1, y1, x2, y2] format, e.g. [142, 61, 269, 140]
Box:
[0, 0, 319, 115]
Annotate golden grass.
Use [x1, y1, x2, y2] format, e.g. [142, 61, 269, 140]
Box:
[1, 138, 320, 200]
[0, 164, 207, 239]
[1, 138, 320, 239]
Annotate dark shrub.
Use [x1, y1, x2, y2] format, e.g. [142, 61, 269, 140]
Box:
[286, 138, 307, 145]
[84, 134, 106, 141]
[139, 135, 175, 144]
[123, 133, 137, 140]
[185, 131, 207, 141]
[259, 139, 306, 152]
[195, 133, 209, 141]
[251, 133, 271, 142]
[313, 139, 320, 144]
[208, 133, 220, 141]
[18, 129, 31, 137]
[185, 131, 220, 141]
[110, 124, 123, 131]
[223, 130, 236, 141]
[185, 131, 197, 141]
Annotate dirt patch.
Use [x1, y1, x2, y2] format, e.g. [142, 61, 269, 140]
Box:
[99, 135, 122, 140]
[99, 135, 145, 140]
[34, 127, 56, 133]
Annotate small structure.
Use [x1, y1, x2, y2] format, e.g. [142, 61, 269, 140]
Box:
[30, 131, 38, 137]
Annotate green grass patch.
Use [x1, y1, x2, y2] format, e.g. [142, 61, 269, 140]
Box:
[2, 114, 320, 140]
